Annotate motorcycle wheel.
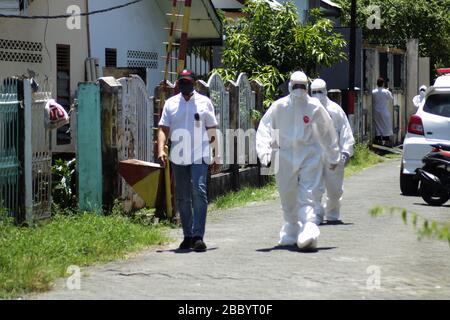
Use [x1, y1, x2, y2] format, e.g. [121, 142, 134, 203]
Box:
[419, 168, 450, 206]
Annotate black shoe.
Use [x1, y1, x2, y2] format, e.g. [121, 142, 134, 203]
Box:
[326, 220, 344, 225]
[192, 237, 207, 252]
[179, 237, 193, 250]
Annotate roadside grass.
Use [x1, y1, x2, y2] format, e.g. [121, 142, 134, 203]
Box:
[0, 209, 170, 299]
[210, 143, 394, 211]
[209, 178, 278, 211]
[344, 143, 386, 177]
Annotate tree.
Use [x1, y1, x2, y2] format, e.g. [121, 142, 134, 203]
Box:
[370, 206, 450, 246]
[336, 0, 450, 70]
[213, 1, 347, 108]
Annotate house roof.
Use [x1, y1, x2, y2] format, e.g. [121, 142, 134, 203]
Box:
[211, 0, 244, 9]
[321, 0, 341, 9]
[156, 0, 222, 45]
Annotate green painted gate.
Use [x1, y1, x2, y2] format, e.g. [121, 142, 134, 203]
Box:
[0, 79, 20, 218]
[77, 83, 103, 213]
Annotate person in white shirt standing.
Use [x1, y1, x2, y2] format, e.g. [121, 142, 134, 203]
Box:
[372, 77, 394, 145]
[157, 70, 219, 252]
[311, 79, 355, 225]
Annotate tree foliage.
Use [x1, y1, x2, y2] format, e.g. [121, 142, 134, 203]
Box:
[336, 0, 450, 69]
[213, 1, 347, 108]
[370, 206, 450, 246]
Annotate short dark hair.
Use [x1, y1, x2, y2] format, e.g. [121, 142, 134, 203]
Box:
[377, 77, 384, 87]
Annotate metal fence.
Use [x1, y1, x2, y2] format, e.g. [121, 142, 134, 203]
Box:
[30, 91, 52, 220]
[0, 78, 20, 217]
[235, 73, 256, 166]
[200, 73, 230, 172]
[118, 75, 154, 210]
[0, 78, 52, 222]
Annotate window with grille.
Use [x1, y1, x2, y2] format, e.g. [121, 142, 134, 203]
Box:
[105, 48, 117, 67]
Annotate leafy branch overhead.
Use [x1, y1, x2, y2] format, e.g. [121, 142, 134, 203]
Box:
[370, 206, 450, 246]
[212, 1, 347, 108]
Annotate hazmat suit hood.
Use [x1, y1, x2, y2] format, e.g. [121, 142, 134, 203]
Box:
[311, 79, 328, 106]
[419, 85, 427, 99]
[288, 71, 308, 101]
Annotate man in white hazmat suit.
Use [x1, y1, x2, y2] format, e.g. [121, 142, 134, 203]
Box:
[256, 71, 341, 250]
[412, 85, 427, 108]
[311, 79, 355, 225]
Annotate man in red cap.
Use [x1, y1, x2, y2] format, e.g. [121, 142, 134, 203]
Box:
[157, 70, 220, 252]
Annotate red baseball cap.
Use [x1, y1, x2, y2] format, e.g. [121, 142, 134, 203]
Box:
[178, 69, 195, 82]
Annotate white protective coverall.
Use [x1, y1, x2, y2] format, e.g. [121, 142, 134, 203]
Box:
[311, 79, 355, 223]
[256, 72, 340, 249]
[412, 85, 427, 108]
[372, 86, 394, 136]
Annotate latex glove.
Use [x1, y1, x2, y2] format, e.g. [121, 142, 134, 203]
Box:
[340, 152, 350, 167]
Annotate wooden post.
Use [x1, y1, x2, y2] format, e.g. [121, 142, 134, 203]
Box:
[99, 77, 121, 212]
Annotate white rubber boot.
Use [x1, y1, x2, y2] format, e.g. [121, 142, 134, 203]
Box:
[297, 222, 320, 250]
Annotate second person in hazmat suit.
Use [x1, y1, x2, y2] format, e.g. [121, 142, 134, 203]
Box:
[311, 79, 355, 225]
[413, 85, 427, 108]
[256, 71, 341, 250]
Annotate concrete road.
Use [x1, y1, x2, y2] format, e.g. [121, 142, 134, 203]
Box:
[31, 158, 450, 300]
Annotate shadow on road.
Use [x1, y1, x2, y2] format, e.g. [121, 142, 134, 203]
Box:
[156, 247, 219, 254]
[319, 222, 354, 227]
[256, 246, 337, 253]
[413, 203, 450, 208]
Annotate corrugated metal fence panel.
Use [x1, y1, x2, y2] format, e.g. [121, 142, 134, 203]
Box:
[117, 75, 154, 211]
[0, 78, 20, 217]
[207, 73, 230, 172]
[131, 75, 153, 162]
[31, 92, 52, 219]
[237, 73, 255, 166]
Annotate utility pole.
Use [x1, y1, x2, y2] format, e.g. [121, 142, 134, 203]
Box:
[348, 0, 357, 115]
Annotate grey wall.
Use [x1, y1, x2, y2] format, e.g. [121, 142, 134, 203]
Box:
[316, 27, 363, 90]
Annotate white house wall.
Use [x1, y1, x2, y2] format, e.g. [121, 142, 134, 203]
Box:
[88, 0, 167, 93]
[0, 0, 88, 96]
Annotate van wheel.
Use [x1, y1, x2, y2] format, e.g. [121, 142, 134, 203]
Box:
[400, 163, 418, 195]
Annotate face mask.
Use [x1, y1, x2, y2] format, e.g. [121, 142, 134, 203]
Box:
[179, 81, 194, 96]
[291, 89, 307, 99]
[419, 91, 425, 99]
[312, 92, 326, 103]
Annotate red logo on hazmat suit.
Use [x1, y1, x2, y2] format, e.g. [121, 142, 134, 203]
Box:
[303, 116, 310, 124]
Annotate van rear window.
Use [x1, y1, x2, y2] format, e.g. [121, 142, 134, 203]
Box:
[423, 94, 450, 118]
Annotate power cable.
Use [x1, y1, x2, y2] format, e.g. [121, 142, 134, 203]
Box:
[0, 0, 142, 19]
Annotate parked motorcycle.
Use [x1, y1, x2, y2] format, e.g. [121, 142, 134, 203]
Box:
[415, 144, 450, 206]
